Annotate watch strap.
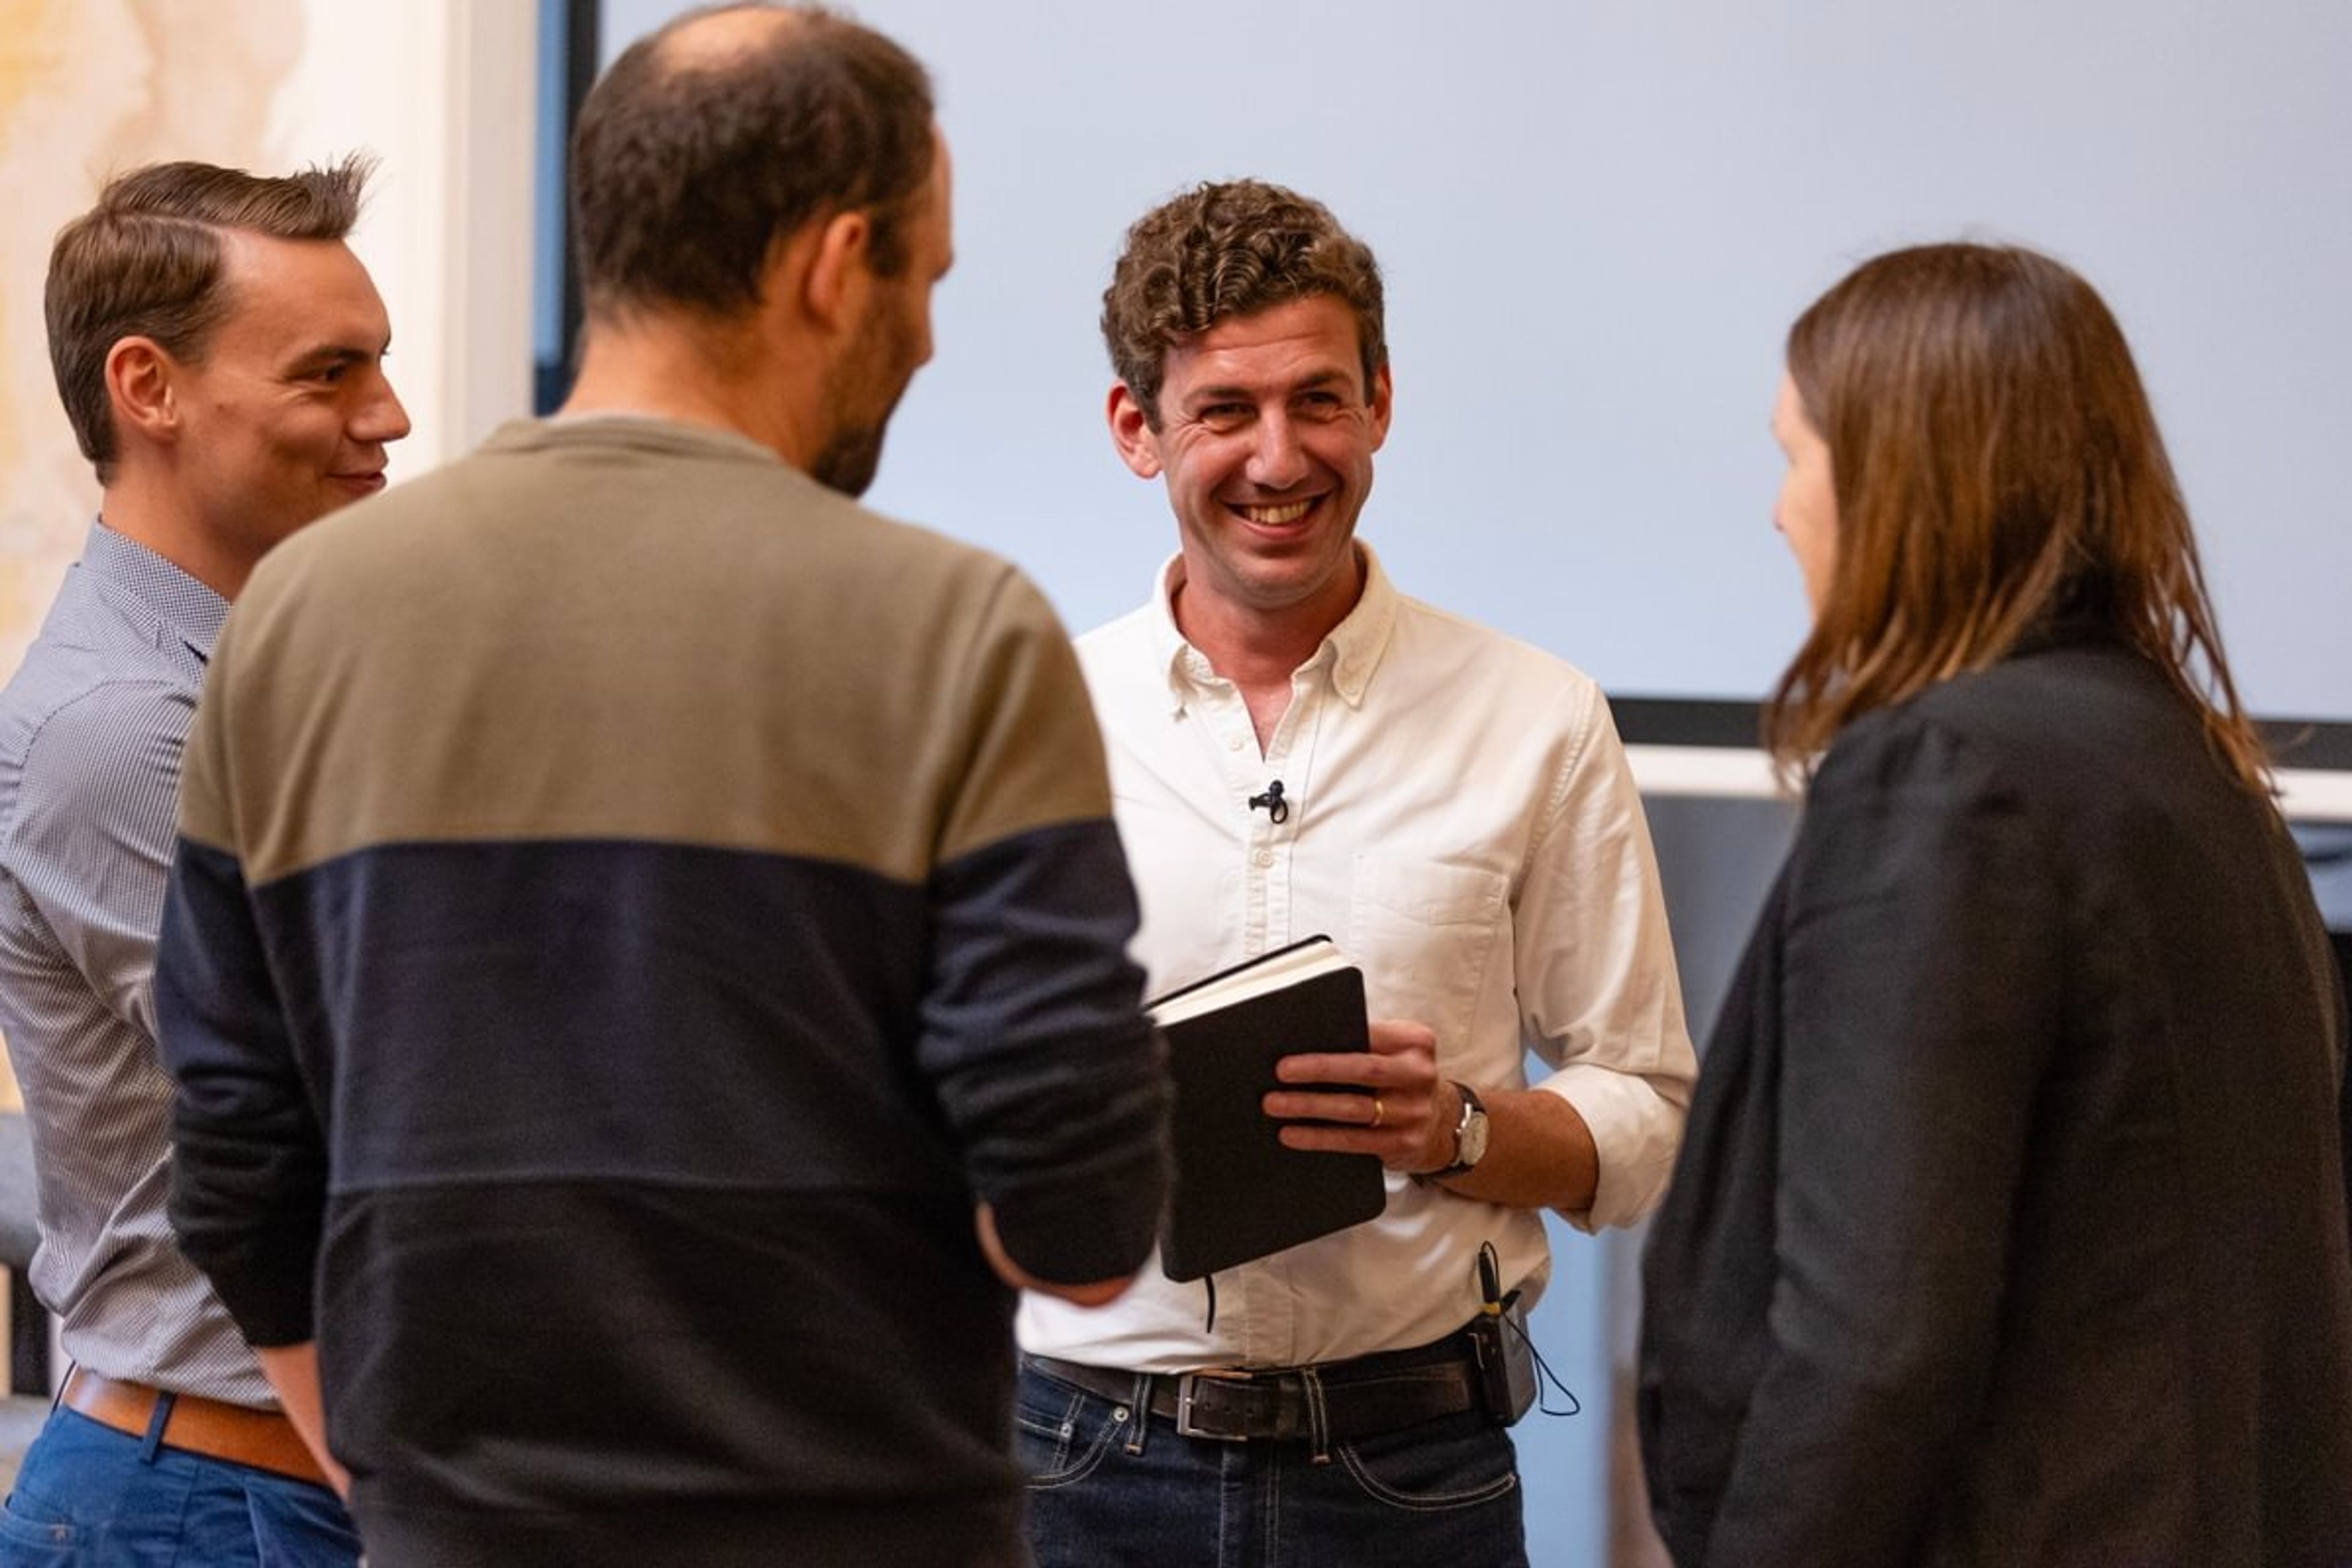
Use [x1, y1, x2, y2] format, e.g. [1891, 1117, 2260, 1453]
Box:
[1430, 1080, 1487, 1178]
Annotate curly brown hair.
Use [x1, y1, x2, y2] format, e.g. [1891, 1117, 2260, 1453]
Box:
[45, 156, 371, 485]
[1102, 179, 1385, 428]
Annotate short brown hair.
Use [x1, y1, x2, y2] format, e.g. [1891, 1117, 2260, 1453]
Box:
[1102, 179, 1385, 428]
[1766, 242, 2267, 793]
[571, 3, 934, 322]
[45, 156, 371, 485]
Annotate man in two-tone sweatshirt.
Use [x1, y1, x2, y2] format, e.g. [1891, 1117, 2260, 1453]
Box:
[151, 10, 1170, 1567]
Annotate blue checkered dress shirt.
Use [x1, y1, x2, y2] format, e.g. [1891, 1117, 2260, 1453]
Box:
[0, 521, 273, 1405]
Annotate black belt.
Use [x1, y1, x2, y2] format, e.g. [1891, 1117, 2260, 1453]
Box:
[1026, 1327, 1484, 1443]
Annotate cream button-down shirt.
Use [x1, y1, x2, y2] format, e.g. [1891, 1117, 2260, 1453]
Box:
[1019, 546, 1696, 1372]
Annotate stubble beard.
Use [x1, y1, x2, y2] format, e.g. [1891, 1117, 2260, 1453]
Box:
[811, 294, 916, 499]
[809, 422, 887, 498]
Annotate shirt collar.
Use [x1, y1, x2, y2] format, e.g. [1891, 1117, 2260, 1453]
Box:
[78, 519, 230, 663]
[1148, 541, 1402, 714]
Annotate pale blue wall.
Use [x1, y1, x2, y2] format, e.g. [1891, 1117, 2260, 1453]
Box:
[597, 0, 2352, 721]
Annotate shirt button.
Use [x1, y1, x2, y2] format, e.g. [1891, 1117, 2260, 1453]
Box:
[1254, 849, 1275, 868]
[1226, 735, 1245, 751]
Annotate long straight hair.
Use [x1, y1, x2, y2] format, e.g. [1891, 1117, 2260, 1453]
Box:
[1764, 243, 2268, 795]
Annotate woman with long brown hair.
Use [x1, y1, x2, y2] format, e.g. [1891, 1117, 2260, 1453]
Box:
[1637, 243, 2352, 1566]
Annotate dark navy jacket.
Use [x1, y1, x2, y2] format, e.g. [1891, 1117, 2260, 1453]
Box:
[1640, 631, 2352, 1567]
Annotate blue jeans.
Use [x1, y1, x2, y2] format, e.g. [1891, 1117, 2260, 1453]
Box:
[0, 1408, 360, 1566]
[1017, 1362, 1528, 1568]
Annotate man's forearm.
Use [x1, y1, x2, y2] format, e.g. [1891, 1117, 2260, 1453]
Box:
[1267, 1023, 1601, 1209]
[974, 1202, 1133, 1306]
[925, 821, 1170, 1287]
[157, 836, 333, 1341]
[1432, 1085, 1599, 1212]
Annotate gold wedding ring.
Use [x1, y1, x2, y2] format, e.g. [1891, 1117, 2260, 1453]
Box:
[1370, 1095, 1387, 1129]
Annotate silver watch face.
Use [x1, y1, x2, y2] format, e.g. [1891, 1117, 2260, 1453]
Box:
[1457, 1106, 1490, 1169]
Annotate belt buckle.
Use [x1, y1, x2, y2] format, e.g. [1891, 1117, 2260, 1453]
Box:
[1174, 1370, 1253, 1441]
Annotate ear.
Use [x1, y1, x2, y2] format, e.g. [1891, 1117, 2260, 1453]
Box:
[801, 208, 873, 335]
[105, 337, 181, 448]
[1365, 363, 1395, 454]
[1107, 382, 1164, 480]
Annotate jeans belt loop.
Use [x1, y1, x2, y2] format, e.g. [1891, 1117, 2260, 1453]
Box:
[138, 1389, 173, 1466]
[1302, 1366, 1333, 1466]
[1123, 1373, 1152, 1457]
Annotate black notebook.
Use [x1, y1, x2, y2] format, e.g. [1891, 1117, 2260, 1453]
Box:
[1148, 935, 1388, 1282]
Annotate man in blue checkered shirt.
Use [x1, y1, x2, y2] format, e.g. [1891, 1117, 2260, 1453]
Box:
[0, 156, 407, 1566]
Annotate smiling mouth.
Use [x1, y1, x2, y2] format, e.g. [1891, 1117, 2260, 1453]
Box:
[1235, 499, 1313, 525]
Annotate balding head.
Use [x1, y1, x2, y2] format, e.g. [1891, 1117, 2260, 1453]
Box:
[650, 1, 801, 64]
[570, 2, 935, 323]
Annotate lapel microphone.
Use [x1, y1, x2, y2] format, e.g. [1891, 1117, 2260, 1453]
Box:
[1247, 780, 1289, 824]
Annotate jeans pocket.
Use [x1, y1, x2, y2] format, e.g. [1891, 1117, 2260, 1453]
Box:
[1013, 1376, 1129, 1490]
[242, 1469, 362, 1561]
[0, 1487, 80, 1556]
[1335, 1413, 1520, 1513]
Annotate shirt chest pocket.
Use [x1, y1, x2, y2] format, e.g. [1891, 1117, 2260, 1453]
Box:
[1346, 854, 1509, 1061]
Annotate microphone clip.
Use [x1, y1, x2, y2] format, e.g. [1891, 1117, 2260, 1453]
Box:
[1247, 779, 1289, 824]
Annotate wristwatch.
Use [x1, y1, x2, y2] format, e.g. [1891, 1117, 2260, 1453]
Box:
[1430, 1081, 1489, 1179]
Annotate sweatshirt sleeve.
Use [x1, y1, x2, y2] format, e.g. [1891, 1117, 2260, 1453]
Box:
[917, 567, 1170, 1285]
[154, 620, 328, 1348]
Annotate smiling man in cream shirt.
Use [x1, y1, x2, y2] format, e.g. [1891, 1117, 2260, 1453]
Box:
[1015, 178, 1697, 1567]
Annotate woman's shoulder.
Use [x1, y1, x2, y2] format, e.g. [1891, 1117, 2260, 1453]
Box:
[1830, 641, 2166, 785]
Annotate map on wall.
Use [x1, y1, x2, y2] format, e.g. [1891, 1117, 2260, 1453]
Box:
[0, 0, 305, 1101]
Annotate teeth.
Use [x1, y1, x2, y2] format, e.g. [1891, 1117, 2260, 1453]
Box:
[1242, 500, 1311, 524]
